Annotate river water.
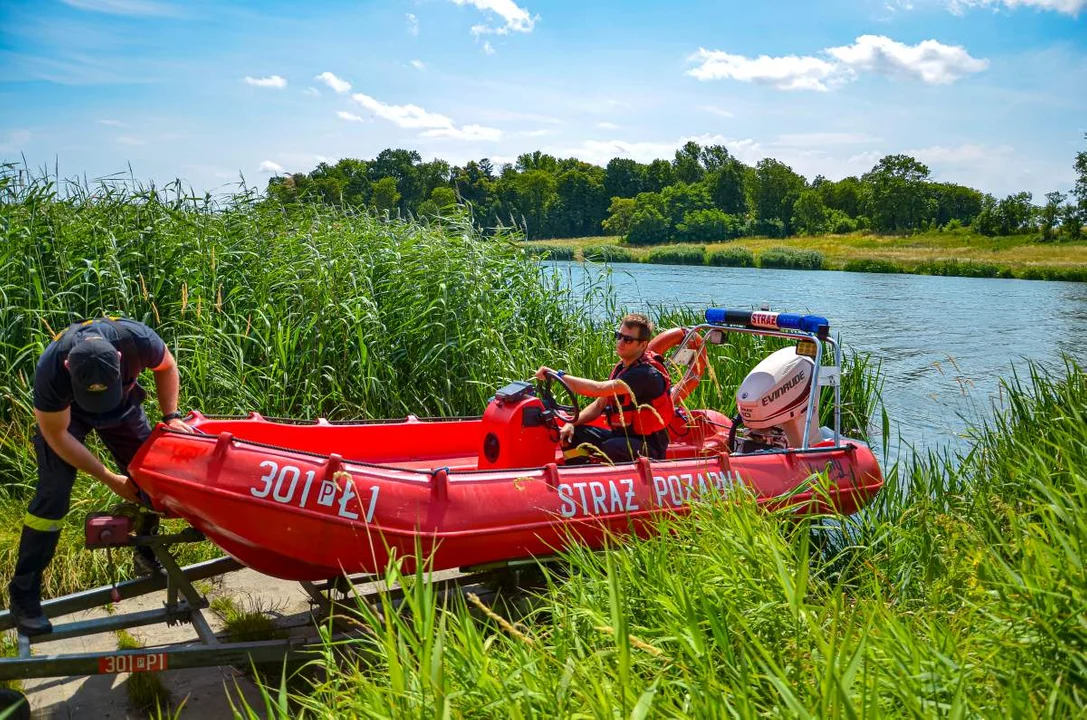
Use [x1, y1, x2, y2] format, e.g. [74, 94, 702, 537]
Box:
[548, 261, 1087, 456]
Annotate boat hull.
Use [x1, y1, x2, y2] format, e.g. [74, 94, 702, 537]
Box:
[130, 413, 883, 580]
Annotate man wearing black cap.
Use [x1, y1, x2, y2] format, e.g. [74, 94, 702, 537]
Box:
[7, 317, 193, 636]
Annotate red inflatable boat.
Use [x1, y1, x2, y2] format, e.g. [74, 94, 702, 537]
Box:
[129, 309, 884, 581]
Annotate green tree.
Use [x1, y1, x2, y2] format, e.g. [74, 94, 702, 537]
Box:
[753, 158, 806, 236]
[645, 160, 675, 193]
[515, 151, 560, 174]
[551, 168, 608, 237]
[369, 148, 423, 212]
[510, 170, 557, 238]
[371, 176, 401, 213]
[927, 182, 982, 228]
[863, 154, 932, 232]
[673, 141, 705, 185]
[603, 197, 637, 237]
[1074, 133, 1087, 213]
[996, 192, 1035, 235]
[704, 155, 747, 215]
[792, 190, 828, 235]
[817, 176, 864, 218]
[626, 204, 669, 245]
[604, 158, 646, 199]
[1040, 191, 1064, 242]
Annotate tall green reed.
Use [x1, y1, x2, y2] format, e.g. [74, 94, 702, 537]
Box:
[237, 358, 1083, 717]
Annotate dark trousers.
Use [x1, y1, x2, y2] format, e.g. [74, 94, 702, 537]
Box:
[565, 425, 669, 465]
[10, 406, 153, 612]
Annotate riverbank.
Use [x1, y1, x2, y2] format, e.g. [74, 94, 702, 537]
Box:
[239, 358, 1086, 718]
[524, 229, 1087, 281]
[3, 172, 1082, 716]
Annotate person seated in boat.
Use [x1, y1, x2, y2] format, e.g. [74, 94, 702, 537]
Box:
[535, 313, 674, 465]
[7, 316, 194, 637]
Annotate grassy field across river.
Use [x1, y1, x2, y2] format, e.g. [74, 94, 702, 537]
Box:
[525, 229, 1087, 281]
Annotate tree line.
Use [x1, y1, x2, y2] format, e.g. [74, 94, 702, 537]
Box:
[266, 137, 1087, 244]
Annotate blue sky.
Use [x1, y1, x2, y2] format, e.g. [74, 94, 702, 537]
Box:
[1, 0, 1084, 199]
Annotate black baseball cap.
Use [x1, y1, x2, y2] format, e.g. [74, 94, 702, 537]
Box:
[68, 335, 123, 413]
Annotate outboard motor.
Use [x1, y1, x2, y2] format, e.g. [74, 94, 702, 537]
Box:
[734, 347, 821, 450]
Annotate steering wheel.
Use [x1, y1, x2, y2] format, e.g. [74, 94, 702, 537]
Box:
[536, 370, 581, 425]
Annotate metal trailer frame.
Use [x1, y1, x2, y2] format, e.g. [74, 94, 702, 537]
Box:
[0, 525, 503, 717]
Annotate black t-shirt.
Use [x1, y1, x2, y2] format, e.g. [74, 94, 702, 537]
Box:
[34, 318, 167, 424]
[614, 362, 667, 405]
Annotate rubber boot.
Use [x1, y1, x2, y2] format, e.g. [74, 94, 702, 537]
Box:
[7, 525, 60, 636]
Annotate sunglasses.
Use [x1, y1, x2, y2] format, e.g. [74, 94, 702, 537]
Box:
[614, 331, 646, 344]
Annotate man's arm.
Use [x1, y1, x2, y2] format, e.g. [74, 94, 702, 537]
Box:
[571, 397, 605, 427]
[34, 408, 140, 502]
[151, 348, 194, 433]
[534, 366, 629, 399]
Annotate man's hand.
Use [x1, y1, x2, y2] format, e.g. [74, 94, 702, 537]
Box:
[104, 472, 140, 503]
[559, 422, 575, 445]
[166, 417, 195, 434]
[534, 366, 554, 381]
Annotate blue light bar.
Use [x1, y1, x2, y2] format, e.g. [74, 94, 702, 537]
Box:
[705, 308, 829, 336]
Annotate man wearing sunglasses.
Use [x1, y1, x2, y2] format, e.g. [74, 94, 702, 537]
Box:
[535, 313, 674, 464]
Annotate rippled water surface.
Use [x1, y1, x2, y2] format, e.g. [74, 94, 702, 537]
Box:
[548, 261, 1087, 454]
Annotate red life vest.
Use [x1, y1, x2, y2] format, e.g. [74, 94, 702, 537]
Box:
[604, 352, 675, 435]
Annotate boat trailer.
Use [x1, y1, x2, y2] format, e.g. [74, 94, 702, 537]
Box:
[0, 512, 508, 718]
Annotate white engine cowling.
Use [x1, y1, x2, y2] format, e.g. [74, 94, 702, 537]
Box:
[736, 346, 820, 448]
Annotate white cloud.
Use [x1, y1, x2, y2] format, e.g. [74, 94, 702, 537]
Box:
[949, 0, 1085, 15]
[351, 94, 455, 129]
[686, 49, 843, 91]
[421, 124, 503, 141]
[451, 0, 537, 34]
[98, 119, 125, 126]
[303, 87, 321, 97]
[259, 160, 285, 174]
[350, 93, 502, 141]
[406, 13, 419, 35]
[688, 35, 987, 91]
[411, 59, 426, 71]
[906, 143, 1069, 196]
[60, 0, 181, 16]
[482, 41, 496, 55]
[116, 135, 146, 145]
[337, 111, 366, 122]
[827, 35, 988, 84]
[314, 71, 351, 94]
[518, 128, 556, 137]
[244, 75, 287, 88]
[596, 122, 620, 130]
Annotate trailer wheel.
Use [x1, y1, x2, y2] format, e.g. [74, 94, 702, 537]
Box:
[0, 688, 30, 720]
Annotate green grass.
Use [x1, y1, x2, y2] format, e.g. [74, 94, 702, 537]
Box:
[706, 246, 756, 267]
[842, 258, 902, 274]
[582, 243, 635, 264]
[758, 246, 826, 270]
[235, 357, 1086, 717]
[523, 231, 1087, 281]
[116, 630, 172, 716]
[643, 244, 706, 266]
[0, 167, 878, 598]
[210, 595, 288, 643]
